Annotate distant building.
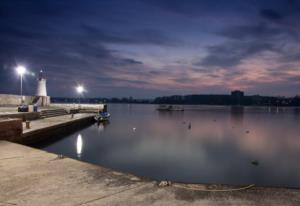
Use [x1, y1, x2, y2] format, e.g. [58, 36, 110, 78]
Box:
[231, 90, 244, 105]
[231, 90, 244, 98]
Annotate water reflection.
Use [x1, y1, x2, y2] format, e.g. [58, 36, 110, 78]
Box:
[157, 110, 184, 120]
[97, 121, 110, 133]
[230, 106, 244, 126]
[76, 134, 83, 158]
[98, 123, 104, 132]
[40, 104, 300, 187]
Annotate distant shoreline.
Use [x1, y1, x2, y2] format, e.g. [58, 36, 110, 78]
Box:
[51, 93, 300, 107]
[50, 101, 300, 108]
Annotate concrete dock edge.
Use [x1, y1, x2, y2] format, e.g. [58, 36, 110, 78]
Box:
[1, 141, 300, 206]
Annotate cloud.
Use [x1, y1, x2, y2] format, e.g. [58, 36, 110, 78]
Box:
[81, 24, 180, 46]
[219, 23, 284, 40]
[1, 0, 300, 97]
[0, 0, 186, 97]
[199, 15, 300, 68]
[0, 24, 147, 96]
[120, 58, 143, 65]
[260, 9, 283, 21]
[198, 41, 275, 67]
[143, 0, 244, 17]
[0, 25, 45, 40]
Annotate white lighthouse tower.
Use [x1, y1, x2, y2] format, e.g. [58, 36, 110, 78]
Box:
[35, 70, 49, 106]
[36, 70, 47, 97]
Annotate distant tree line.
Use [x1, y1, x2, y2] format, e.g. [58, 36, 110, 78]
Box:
[153, 94, 300, 106]
[51, 97, 151, 104]
[51, 92, 300, 106]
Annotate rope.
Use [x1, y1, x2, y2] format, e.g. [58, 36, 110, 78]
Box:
[172, 183, 255, 192]
[0, 202, 17, 205]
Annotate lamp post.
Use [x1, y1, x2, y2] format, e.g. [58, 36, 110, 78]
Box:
[76, 85, 84, 107]
[16, 66, 27, 103]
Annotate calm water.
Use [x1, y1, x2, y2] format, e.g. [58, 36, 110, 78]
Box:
[37, 104, 300, 187]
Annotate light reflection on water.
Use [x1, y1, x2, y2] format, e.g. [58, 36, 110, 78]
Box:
[38, 104, 300, 187]
[76, 134, 83, 158]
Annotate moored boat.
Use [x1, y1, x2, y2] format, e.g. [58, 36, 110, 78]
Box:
[94, 104, 110, 121]
[94, 111, 110, 122]
[156, 105, 184, 111]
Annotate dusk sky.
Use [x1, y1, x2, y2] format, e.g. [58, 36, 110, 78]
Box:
[1, 0, 300, 98]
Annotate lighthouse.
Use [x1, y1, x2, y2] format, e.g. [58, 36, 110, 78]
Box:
[36, 70, 47, 97]
[35, 70, 50, 106]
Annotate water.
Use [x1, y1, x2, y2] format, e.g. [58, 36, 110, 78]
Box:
[37, 104, 300, 188]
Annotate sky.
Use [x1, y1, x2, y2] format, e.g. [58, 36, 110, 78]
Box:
[0, 0, 300, 98]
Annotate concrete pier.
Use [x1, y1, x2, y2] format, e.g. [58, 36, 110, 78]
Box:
[21, 113, 95, 144]
[0, 141, 300, 206]
[0, 109, 95, 144]
[0, 107, 40, 121]
[0, 118, 22, 141]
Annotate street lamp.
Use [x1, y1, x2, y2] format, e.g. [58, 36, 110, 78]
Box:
[16, 65, 27, 103]
[76, 85, 84, 94]
[76, 85, 85, 106]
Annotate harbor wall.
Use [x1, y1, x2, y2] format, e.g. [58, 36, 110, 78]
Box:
[0, 112, 40, 121]
[50, 103, 104, 112]
[0, 118, 22, 142]
[0, 94, 50, 106]
[21, 115, 94, 145]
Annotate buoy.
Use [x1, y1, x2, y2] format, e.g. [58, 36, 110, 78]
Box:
[133, 127, 136, 132]
[251, 160, 259, 166]
[188, 122, 191, 129]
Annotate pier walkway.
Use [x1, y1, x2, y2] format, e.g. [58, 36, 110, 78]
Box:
[22, 113, 94, 134]
[21, 113, 94, 144]
[0, 141, 300, 206]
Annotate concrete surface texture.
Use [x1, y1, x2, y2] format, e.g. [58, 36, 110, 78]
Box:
[0, 141, 300, 206]
[22, 113, 93, 133]
[0, 118, 22, 141]
[0, 94, 50, 106]
[0, 111, 40, 122]
[0, 106, 51, 114]
[0, 107, 19, 113]
[21, 113, 94, 144]
[51, 103, 104, 111]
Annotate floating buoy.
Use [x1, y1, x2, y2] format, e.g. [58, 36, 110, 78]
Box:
[246, 130, 250, 134]
[188, 122, 191, 129]
[133, 127, 136, 132]
[251, 160, 259, 166]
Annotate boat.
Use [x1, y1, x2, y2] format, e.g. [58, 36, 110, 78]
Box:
[94, 111, 111, 122]
[156, 105, 184, 111]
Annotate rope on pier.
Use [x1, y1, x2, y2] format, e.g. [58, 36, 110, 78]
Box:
[172, 183, 255, 192]
[0, 201, 17, 205]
